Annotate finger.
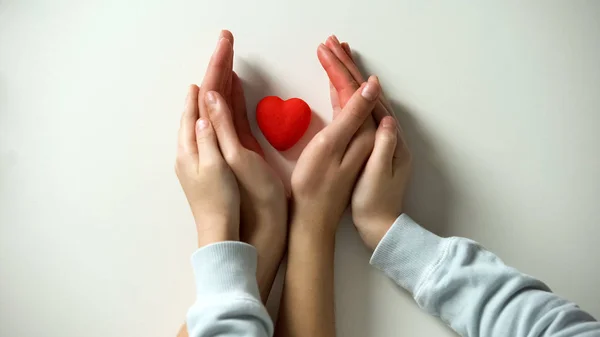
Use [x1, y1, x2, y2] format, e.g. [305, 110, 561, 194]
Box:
[195, 118, 222, 162]
[341, 42, 352, 60]
[326, 36, 365, 85]
[392, 135, 412, 178]
[367, 116, 397, 176]
[335, 40, 394, 125]
[330, 39, 394, 123]
[323, 76, 380, 152]
[221, 30, 235, 107]
[199, 31, 234, 119]
[220, 29, 234, 45]
[340, 115, 376, 172]
[329, 81, 341, 117]
[204, 91, 242, 160]
[317, 43, 359, 107]
[178, 84, 200, 155]
[231, 71, 264, 156]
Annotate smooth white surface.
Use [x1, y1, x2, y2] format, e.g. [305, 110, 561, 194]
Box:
[1, 1, 599, 336]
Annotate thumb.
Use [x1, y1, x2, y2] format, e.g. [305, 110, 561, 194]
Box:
[195, 118, 223, 163]
[204, 91, 241, 161]
[367, 116, 397, 176]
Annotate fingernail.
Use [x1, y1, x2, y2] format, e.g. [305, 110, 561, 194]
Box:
[361, 76, 380, 101]
[205, 91, 217, 105]
[197, 118, 208, 131]
[197, 118, 208, 130]
[381, 116, 396, 128]
[331, 35, 340, 44]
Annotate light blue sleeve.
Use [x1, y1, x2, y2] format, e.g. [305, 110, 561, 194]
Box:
[370, 214, 600, 337]
[186, 241, 273, 337]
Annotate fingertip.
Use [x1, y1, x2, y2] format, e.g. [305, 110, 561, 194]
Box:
[341, 42, 351, 55]
[187, 83, 199, 97]
[317, 43, 328, 54]
[317, 43, 331, 65]
[361, 75, 380, 101]
[370, 75, 380, 85]
[330, 34, 340, 45]
[380, 116, 396, 130]
[326, 35, 340, 49]
[219, 29, 234, 44]
[196, 118, 210, 133]
[376, 116, 397, 144]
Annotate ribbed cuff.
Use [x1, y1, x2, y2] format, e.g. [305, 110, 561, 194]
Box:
[191, 241, 260, 300]
[370, 214, 450, 295]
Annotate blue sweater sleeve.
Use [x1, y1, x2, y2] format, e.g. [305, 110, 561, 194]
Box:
[186, 241, 274, 337]
[370, 214, 600, 337]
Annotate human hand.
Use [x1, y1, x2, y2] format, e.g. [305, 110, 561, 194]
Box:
[289, 75, 381, 237]
[176, 30, 289, 337]
[175, 85, 240, 247]
[352, 115, 411, 249]
[319, 36, 412, 250]
[198, 30, 288, 301]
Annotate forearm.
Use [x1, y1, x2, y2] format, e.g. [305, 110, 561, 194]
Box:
[245, 213, 287, 302]
[275, 223, 336, 337]
[371, 214, 600, 337]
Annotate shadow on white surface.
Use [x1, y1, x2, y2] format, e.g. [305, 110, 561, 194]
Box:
[353, 49, 456, 237]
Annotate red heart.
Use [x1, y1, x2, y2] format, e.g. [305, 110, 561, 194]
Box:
[256, 96, 312, 151]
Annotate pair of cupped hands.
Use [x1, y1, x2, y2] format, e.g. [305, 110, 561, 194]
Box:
[176, 29, 411, 275]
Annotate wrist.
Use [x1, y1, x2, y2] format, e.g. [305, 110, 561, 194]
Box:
[356, 214, 398, 250]
[195, 214, 239, 248]
[288, 216, 337, 245]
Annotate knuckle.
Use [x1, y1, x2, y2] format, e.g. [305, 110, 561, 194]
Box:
[313, 132, 334, 153]
[199, 156, 225, 171]
[223, 149, 242, 166]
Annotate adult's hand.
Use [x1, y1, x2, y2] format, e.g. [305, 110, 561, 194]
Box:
[318, 35, 412, 250]
[276, 75, 381, 337]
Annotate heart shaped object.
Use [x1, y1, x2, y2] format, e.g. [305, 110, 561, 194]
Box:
[256, 96, 312, 151]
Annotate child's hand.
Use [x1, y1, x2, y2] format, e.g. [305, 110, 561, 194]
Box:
[352, 116, 411, 250]
[290, 76, 381, 236]
[175, 85, 240, 247]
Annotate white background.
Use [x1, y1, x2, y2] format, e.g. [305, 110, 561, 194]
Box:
[1, 1, 599, 336]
